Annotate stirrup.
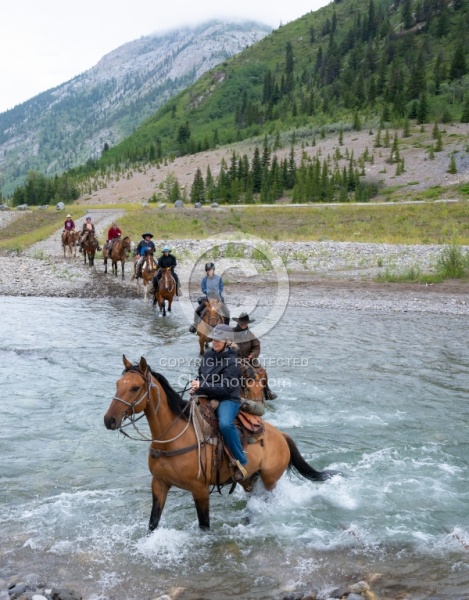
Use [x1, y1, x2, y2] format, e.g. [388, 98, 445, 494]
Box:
[233, 461, 248, 482]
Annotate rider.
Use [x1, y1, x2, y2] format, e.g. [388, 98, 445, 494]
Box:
[106, 222, 122, 252]
[190, 323, 248, 481]
[232, 312, 277, 400]
[134, 233, 156, 277]
[79, 216, 102, 252]
[63, 214, 75, 232]
[189, 262, 230, 333]
[152, 246, 182, 296]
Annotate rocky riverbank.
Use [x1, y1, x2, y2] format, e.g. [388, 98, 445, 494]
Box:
[0, 209, 467, 315]
[0, 571, 383, 600]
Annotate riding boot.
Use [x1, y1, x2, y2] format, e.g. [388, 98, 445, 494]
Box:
[232, 460, 248, 482]
[189, 324, 197, 334]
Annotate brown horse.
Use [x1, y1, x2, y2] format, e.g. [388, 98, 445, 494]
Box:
[239, 361, 269, 403]
[153, 267, 176, 316]
[83, 231, 98, 267]
[197, 298, 224, 356]
[133, 251, 157, 301]
[103, 236, 131, 279]
[61, 230, 80, 258]
[103, 356, 337, 531]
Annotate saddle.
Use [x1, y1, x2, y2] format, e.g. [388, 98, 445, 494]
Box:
[193, 397, 264, 488]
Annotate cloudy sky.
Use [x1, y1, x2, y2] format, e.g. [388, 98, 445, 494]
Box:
[0, 0, 329, 113]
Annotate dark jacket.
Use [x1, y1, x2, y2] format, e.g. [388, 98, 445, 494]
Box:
[232, 325, 261, 360]
[157, 254, 177, 269]
[136, 240, 156, 256]
[195, 347, 241, 401]
[81, 222, 95, 234]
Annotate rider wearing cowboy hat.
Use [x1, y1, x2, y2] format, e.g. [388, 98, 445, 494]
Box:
[190, 324, 248, 481]
[63, 214, 75, 232]
[152, 246, 182, 296]
[134, 233, 156, 276]
[189, 262, 230, 333]
[232, 312, 277, 400]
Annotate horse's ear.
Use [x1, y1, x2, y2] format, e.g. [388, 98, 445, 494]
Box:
[139, 357, 148, 374]
[123, 355, 133, 370]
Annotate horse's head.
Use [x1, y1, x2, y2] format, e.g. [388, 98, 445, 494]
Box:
[122, 236, 131, 251]
[104, 355, 151, 430]
[202, 298, 223, 326]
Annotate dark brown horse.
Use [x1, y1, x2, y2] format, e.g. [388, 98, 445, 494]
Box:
[103, 236, 131, 279]
[197, 298, 224, 356]
[153, 267, 176, 316]
[104, 356, 337, 531]
[83, 232, 98, 267]
[61, 230, 80, 258]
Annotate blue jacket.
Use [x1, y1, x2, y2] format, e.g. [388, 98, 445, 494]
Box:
[201, 274, 224, 300]
[196, 347, 241, 401]
[136, 240, 156, 256]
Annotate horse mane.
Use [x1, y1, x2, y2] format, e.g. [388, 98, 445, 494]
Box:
[150, 368, 190, 420]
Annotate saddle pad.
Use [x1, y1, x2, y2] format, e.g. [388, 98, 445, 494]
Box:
[237, 411, 265, 435]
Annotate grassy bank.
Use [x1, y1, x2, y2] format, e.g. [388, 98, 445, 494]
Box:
[117, 202, 469, 245]
[1, 202, 468, 254]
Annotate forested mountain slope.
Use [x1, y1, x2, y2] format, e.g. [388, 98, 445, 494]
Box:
[0, 20, 270, 196]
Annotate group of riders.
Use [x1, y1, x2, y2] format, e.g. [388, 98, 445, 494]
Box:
[63, 214, 278, 481]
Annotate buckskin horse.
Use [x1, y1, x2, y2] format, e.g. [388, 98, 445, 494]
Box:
[61, 230, 80, 258]
[103, 236, 131, 279]
[104, 356, 338, 531]
[197, 298, 224, 356]
[133, 251, 157, 301]
[153, 267, 176, 316]
[82, 232, 98, 267]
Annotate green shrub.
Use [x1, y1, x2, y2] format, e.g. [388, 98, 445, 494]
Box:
[436, 245, 469, 279]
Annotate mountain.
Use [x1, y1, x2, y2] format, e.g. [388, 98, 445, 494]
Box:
[0, 20, 271, 196]
[95, 0, 469, 166]
[8, 0, 469, 207]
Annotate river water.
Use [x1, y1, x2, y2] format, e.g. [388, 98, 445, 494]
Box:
[1, 296, 468, 599]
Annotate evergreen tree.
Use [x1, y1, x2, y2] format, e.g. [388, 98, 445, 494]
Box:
[190, 168, 205, 204]
[251, 147, 262, 193]
[450, 43, 467, 80]
[284, 42, 295, 93]
[447, 153, 457, 173]
[461, 97, 469, 123]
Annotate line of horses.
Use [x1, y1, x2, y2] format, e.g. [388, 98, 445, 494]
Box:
[61, 232, 176, 314]
[91, 234, 341, 531]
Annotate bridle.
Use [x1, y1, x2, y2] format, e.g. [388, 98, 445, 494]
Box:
[112, 367, 192, 444]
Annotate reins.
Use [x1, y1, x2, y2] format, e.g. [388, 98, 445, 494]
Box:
[115, 368, 193, 446]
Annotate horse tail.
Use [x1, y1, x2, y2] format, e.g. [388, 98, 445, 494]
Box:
[283, 433, 339, 481]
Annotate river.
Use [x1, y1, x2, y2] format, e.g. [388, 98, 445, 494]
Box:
[1, 296, 468, 599]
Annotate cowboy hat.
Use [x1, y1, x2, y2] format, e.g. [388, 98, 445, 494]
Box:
[208, 324, 234, 341]
[66, 213, 72, 218]
[162, 246, 171, 252]
[232, 312, 255, 323]
[142, 233, 154, 239]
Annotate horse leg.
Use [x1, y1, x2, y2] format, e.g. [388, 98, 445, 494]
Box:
[104, 257, 108, 274]
[192, 490, 210, 530]
[149, 478, 170, 532]
[121, 262, 125, 280]
[167, 298, 173, 313]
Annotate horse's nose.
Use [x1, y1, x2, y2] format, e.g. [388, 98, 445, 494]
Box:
[104, 414, 117, 430]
